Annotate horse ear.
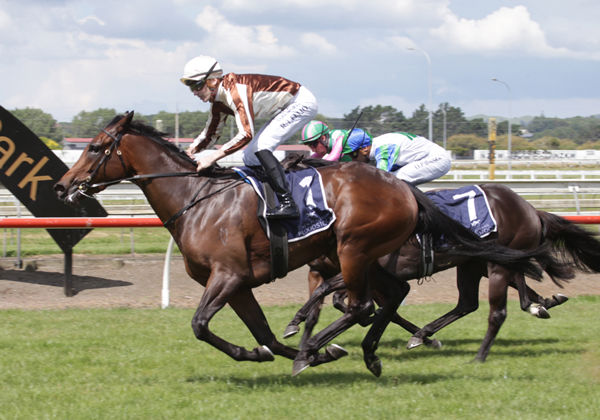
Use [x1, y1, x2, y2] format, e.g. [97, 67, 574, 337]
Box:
[114, 111, 134, 132]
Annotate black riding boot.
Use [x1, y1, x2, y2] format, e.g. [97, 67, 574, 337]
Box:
[255, 149, 300, 219]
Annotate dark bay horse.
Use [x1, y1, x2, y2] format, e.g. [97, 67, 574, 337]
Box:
[54, 112, 545, 376]
[286, 183, 600, 362]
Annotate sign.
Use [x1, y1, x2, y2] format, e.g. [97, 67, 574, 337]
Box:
[0, 106, 107, 252]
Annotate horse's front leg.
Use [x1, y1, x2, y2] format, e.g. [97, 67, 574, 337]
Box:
[408, 263, 483, 350]
[191, 269, 275, 363]
[360, 269, 408, 377]
[292, 260, 374, 376]
[283, 273, 345, 339]
[474, 262, 510, 362]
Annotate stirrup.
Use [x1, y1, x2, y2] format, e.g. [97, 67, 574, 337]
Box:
[267, 203, 300, 219]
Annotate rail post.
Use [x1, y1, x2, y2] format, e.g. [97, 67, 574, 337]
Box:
[64, 246, 74, 297]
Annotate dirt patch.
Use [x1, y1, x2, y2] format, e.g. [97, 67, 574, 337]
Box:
[1, 254, 599, 310]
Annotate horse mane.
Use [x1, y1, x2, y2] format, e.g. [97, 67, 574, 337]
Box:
[281, 153, 340, 171]
[107, 113, 197, 166]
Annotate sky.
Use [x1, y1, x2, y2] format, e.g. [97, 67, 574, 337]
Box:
[1, 0, 599, 124]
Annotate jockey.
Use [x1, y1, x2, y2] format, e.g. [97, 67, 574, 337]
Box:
[181, 55, 318, 219]
[343, 130, 451, 185]
[300, 120, 351, 162]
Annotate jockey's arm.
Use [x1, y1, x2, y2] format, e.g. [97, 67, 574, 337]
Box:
[322, 137, 344, 161]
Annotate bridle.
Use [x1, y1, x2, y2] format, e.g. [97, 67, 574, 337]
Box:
[77, 128, 129, 198]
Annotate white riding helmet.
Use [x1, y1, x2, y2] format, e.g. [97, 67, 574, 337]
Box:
[180, 55, 223, 85]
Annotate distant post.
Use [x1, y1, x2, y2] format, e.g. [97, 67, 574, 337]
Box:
[488, 118, 497, 180]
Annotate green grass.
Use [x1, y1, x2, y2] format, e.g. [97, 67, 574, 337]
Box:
[1, 298, 599, 419]
[1, 227, 175, 256]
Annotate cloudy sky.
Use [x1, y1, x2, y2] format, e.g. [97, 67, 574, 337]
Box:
[2, 0, 599, 123]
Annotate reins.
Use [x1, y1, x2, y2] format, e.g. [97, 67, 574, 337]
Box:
[163, 178, 244, 227]
[82, 127, 244, 228]
[88, 171, 199, 190]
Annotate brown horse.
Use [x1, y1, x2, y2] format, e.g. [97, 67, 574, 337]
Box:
[54, 112, 545, 376]
[285, 183, 600, 362]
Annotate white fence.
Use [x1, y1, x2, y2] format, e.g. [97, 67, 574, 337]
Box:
[446, 170, 600, 181]
[473, 149, 600, 161]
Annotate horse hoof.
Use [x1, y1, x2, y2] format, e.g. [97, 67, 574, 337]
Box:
[326, 343, 348, 360]
[553, 294, 568, 305]
[427, 339, 443, 349]
[366, 356, 382, 377]
[292, 359, 311, 376]
[283, 324, 299, 339]
[529, 303, 550, 319]
[407, 336, 424, 350]
[257, 345, 275, 362]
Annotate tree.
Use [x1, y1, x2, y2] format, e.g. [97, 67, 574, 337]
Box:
[69, 108, 118, 137]
[464, 117, 488, 138]
[433, 103, 471, 145]
[40, 136, 61, 149]
[446, 134, 488, 158]
[10, 107, 63, 143]
[343, 105, 407, 136]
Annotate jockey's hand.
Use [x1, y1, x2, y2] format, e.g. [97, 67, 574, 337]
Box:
[186, 146, 197, 158]
[196, 153, 217, 172]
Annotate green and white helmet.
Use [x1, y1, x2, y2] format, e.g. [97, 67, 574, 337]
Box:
[300, 120, 330, 144]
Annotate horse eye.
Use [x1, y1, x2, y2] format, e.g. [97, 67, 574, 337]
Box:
[88, 144, 101, 153]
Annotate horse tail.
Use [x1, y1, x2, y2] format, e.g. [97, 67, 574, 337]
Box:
[537, 210, 600, 275]
[407, 183, 544, 280]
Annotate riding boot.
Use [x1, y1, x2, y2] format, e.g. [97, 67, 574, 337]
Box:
[255, 149, 300, 219]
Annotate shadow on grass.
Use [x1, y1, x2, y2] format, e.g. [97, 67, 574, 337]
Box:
[0, 269, 132, 293]
[184, 370, 460, 387]
[358, 336, 583, 361]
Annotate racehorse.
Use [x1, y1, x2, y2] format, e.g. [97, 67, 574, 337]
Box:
[285, 183, 600, 362]
[54, 112, 545, 376]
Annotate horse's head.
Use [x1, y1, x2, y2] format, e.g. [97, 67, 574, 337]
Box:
[54, 111, 135, 205]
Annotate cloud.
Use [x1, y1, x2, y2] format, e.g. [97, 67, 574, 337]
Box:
[77, 15, 106, 26]
[431, 6, 575, 58]
[300, 33, 337, 54]
[193, 6, 295, 58]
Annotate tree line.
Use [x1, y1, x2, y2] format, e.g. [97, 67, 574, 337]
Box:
[8, 104, 600, 157]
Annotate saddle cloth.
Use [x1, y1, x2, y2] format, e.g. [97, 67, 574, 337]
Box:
[233, 166, 336, 242]
[425, 185, 497, 238]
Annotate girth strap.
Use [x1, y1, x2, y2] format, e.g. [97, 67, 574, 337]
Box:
[263, 183, 289, 281]
[420, 233, 435, 277]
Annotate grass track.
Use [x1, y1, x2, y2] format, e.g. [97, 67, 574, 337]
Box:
[1, 297, 599, 419]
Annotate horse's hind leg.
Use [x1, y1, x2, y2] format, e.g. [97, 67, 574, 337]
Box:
[228, 288, 298, 360]
[408, 263, 483, 350]
[509, 278, 567, 317]
[510, 275, 550, 319]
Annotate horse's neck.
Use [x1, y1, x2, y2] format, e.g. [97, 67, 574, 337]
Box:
[127, 141, 199, 223]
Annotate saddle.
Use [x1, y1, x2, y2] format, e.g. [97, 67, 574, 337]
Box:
[233, 161, 336, 281]
[418, 185, 498, 277]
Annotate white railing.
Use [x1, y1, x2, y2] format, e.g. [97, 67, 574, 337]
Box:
[445, 170, 600, 181]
